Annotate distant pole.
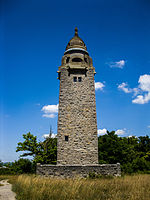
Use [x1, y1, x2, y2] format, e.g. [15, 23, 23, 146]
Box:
[49, 124, 52, 138]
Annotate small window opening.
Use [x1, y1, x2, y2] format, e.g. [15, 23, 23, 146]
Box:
[66, 57, 70, 63]
[73, 77, 77, 82]
[65, 136, 68, 141]
[72, 57, 82, 62]
[84, 58, 88, 63]
[78, 77, 82, 82]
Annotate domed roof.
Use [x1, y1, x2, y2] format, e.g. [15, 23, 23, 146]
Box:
[65, 28, 87, 51]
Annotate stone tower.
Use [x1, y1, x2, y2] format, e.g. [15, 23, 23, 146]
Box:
[36, 28, 121, 177]
[57, 28, 98, 165]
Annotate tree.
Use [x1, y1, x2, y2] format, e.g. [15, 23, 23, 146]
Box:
[98, 131, 150, 173]
[38, 137, 57, 164]
[16, 132, 57, 164]
[40, 126, 57, 164]
[98, 131, 136, 164]
[16, 132, 41, 157]
[0, 160, 3, 167]
[137, 136, 150, 157]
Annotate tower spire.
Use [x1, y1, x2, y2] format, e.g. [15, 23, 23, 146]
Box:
[75, 27, 78, 36]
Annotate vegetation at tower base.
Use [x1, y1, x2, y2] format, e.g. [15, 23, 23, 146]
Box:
[0, 133, 57, 175]
[98, 131, 150, 174]
[0, 160, 3, 167]
[16, 132, 57, 164]
[14, 131, 150, 174]
[1, 131, 149, 175]
[0, 159, 35, 175]
[10, 174, 150, 200]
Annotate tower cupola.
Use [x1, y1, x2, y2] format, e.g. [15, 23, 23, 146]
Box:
[65, 27, 88, 55]
[58, 28, 95, 79]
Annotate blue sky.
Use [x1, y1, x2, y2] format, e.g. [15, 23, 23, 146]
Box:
[0, 0, 150, 162]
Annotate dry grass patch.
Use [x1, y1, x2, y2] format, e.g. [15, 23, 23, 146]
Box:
[12, 174, 150, 200]
[0, 175, 18, 184]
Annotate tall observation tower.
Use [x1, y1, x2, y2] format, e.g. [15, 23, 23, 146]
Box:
[37, 28, 121, 177]
[57, 28, 98, 165]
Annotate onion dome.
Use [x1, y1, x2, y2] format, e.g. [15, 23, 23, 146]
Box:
[65, 28, 88, 54]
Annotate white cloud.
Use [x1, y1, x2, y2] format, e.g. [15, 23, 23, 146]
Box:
[42, 114, 56, 118]
[138, 74, 150, 92]
[97, 129, 107, 136]
[98, 128, 126, 136]
[43, 133, 57, 138]
[118, 74, 150, 104]
[132, 88, 140, 96]
[127, 135, 133, 138]
[95, 82, 105, 91]
[42, 104, 58, 113]
[132, 74, 150, 104]
[127, 135, 137, 138]
[118, 82, 132, 93]
[115, 129, 126, 136]
[41, 104, 58, 118]
[132, 94, 150, 104]
[118, 83, 139, 95]
[147, 125, 150, 128]
[109, 60, 125, 69]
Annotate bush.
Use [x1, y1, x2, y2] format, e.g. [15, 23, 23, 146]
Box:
[0, 167, 15, 175]
[132, 157, 150, 173]
[0, 159, 35, 175]
[11, 159, 36, 174]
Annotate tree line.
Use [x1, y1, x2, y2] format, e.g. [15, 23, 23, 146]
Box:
[0, 131, 150, 174]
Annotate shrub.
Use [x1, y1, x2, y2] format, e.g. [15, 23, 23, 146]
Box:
[11, 159, 36, 174]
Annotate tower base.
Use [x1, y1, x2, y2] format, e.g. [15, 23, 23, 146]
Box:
[36, 163, 121, 178]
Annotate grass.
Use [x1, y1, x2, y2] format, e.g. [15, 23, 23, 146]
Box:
[0, 175, 18, 184]
[10, 174, 150, 200]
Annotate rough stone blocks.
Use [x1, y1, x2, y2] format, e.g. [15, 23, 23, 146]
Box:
[57, 66, 98, 165]
[36, 163, 121, 178]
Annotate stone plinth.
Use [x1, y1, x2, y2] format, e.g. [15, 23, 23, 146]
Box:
[36, 163, 121, 178]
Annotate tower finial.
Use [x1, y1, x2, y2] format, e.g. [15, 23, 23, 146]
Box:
[75, 27, 78, 36]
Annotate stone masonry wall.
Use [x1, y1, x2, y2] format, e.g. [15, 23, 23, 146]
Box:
[36, 164, 121, 178]
[57, 63, 98, 165]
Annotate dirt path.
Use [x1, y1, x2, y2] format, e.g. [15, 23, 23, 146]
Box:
[0, 180, 16, 200]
